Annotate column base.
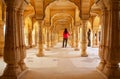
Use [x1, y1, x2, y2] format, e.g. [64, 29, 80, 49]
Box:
[1, 64, 21, 79]
[19, 60, 28, 71]
[103, 64, 120, 79]
[36, 52, 44, 57]
[97, 61, 106, 71]
[0, 68, 28, 79]
[74, 48, 79, 51]
[81, 54, 88, 57]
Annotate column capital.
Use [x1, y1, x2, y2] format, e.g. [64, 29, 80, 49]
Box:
[17, 9, 24, 15]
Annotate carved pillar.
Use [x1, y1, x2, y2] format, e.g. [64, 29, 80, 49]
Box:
[1, 6, 21, 79]
[71, 28, 75, 48]
[0, 20, 4, 56]
[91, 16, 95, 47]
[103, 1, 120, 79]
[32, 18, 36, 46]
[53, 34, 55, 46]
[94, 31, 97, 46]
[28, 21, 32, 48]
[17, 9, 27, 71]
[74, 26, 79, 51]
[46, 27, 50, 50]
[0, 4, 4, 56]
[91, 30, 94, 47]
[54, 33, 57, 45]
[92, 30, 99, 47]
[80, 20, 88, 57]
[37, 20, 44, 57]
[97, 9, 108, 71]
[50, 30, 54, 47]
[35, 23, 38, 46]
[96, 31, 99, 46]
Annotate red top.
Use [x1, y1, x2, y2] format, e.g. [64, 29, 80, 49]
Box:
[63, 33, 70, 39]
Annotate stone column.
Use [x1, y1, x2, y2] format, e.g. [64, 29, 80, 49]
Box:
[91, 16, 95, 47]
[54, 33, 57, 45]
[96, 31, 99, 46]
[80, 20, 88, 57]
[32, 18, 36, 46]
[71, 28, 75, 48]
[94, 31, 97, 46]
[97, 9, 108, 71]
[74, 26, 79, 51]
[35, 24, 38, 46]
[50, 30, 54, 47]
[1, 6, 21, 79]
[17, 9, 27, 71]
[37, 20, 44, 57]
[91, 31, 94, 47]
[103, 1, 120, 79]
[28, 22, 32, 48]
[46, 27, 50, 51]
[0, 20, 4, 56]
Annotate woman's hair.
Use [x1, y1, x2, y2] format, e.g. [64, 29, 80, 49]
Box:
[64, 28, 68, 34]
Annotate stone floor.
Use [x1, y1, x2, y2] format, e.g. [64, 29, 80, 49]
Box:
[0, 43, 106, 79]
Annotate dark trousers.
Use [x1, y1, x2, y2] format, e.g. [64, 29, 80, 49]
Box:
[63, 38, 68, 47]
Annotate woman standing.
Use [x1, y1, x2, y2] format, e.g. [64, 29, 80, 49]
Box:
[62, 28, 70, 48]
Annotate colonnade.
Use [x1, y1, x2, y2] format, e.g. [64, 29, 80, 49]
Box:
[0, 0, 120, 79]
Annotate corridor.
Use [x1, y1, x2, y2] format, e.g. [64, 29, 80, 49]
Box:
[11, 43, 106, 79]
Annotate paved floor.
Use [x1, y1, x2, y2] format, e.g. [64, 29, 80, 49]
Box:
[0, 43, 105, 79]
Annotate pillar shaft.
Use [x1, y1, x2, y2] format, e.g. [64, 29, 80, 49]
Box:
[1, 6, 21, 79]
[28, 24, 32, 47]
[0, 21, 4, 56]
[74, 26, 79, 51]
[80, 20, 88, 57]
[50, 31, 54, 47]
[71, 28, 75, 47]
[46, 27, 50, 50]
[97, 9, 109, 71]
[103, 1, 120, 78]
[37, 20, 44, 57]
[35, 26, 38, 46]
[17, 9, 27, 71]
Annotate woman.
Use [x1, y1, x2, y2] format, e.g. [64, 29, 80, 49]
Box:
[62, 28, 70, 48]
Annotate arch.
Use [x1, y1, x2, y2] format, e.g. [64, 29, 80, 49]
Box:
[51, 13, 73, 25]
[44, 0, 80, 25]
[44, 0, 80, 14]
[50, 13, 73, 33]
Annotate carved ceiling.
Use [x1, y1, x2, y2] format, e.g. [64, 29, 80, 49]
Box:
[28, 0, 97, 20]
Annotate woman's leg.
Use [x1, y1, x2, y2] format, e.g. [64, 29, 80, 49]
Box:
[65, 39, 68, 47]
[63, 38, 65, 47]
